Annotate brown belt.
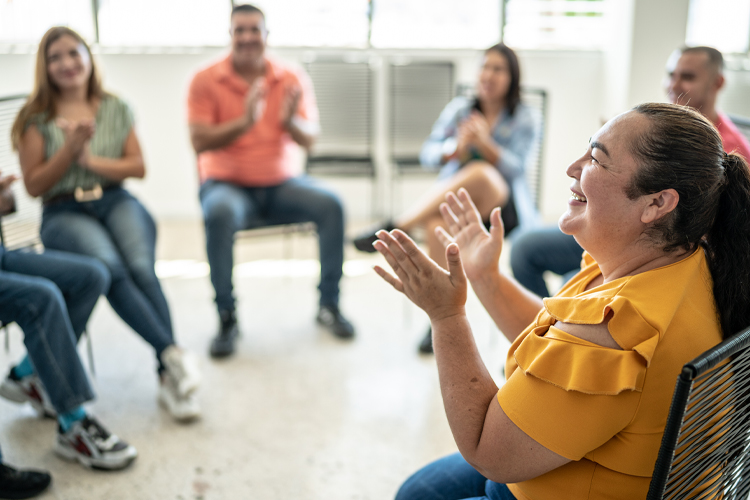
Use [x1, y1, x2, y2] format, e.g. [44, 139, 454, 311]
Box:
[43, 183, 121, 206]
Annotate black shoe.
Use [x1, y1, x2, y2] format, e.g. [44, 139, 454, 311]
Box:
[317, 305, 355, 339]
[0, 463, 51, 499]
[352, 221, 396, 253]
[210, 310, 239, 358]
[418, 326, 433, 354]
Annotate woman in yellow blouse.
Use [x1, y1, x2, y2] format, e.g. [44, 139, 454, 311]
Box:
[373, 103, 750, 500]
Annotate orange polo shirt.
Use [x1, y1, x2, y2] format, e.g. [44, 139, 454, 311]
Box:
[187, 54, 318, 187]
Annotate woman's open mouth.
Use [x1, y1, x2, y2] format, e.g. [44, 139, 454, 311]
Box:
[570, 191, 587, 203]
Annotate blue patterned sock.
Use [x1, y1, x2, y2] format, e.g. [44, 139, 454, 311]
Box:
[12, 356, 34, 379]
[58, 407, 86, 432]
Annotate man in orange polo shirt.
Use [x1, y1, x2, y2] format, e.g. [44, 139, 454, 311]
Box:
[187, 3, 354, 357]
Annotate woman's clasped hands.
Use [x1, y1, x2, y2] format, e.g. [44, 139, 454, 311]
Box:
[56, 117, 95, 167]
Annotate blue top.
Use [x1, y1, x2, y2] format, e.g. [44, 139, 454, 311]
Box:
[419, 96, 541, 229]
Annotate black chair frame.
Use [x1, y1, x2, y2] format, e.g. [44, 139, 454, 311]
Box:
[648, 326, 750, 499]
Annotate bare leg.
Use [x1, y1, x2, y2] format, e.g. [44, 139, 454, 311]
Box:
[395, 161, 509, 232]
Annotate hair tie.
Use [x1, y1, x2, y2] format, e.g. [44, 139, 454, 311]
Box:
[720, 151, 730, 185]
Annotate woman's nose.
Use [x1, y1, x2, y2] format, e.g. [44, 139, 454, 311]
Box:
[566, 158, 583, 179]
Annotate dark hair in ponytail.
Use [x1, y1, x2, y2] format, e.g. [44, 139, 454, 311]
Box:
[627, 102, 750, 338]
[705, 152, 750, 337]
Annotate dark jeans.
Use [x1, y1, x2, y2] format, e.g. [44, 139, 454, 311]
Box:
[200, 177, 345, 312]
[509, 226, 583, 297]
[0, 248, 107, 413]
[40, 187, 174, 367]
[395, 453, 516, 500]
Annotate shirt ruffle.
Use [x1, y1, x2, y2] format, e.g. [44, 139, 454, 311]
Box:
[513, 323, 651, 395]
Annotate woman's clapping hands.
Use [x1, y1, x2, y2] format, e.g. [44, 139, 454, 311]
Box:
[373, 188, 506, 319]
[435, 188, 505, 281]
[373, 229, 467, 323]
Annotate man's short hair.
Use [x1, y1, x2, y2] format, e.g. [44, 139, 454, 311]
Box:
[681, 46, 724, 74]
[231, 3, 264, 19]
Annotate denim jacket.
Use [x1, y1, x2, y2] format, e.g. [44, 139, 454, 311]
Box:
[419, 96, 541, 229]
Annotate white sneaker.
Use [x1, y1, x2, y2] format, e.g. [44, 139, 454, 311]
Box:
[0, 370, 56, 418]
[56, 416, 137, 470]
[159, 376, 201, 422]
[160, 346, 201, 397]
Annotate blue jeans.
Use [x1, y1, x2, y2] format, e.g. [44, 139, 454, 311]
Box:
[395, 453, 516, 500]
[200, 177, 345, 312]
[0, 248, 108, 413]
[40, 187, 174, 368]
[509, 226, 583, 297]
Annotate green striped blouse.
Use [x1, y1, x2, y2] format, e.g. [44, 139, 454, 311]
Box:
[30, 94, 134, 202]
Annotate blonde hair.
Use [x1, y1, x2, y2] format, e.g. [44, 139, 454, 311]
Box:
[11, 26, 106, 149]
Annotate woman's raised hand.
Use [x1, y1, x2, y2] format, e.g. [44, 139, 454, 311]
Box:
[373, 229, 467, 322]
[435, 188, 505, 281]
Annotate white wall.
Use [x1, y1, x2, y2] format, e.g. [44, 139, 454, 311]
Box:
[521, 51, 603, 221]
[628, 0, 690, 107]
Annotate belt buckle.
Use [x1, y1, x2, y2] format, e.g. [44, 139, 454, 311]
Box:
[74, 184, 103, 202]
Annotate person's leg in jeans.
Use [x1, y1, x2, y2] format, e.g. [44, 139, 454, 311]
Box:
[509, 226, 584, 297]
[0, 270, 138, 469]
[265, 176, 354, 338]
[41, 198, 200, 420]
[2, 249, 110, 341]
[200, 180, 257, 356]
[395, 452, 516, 500]
[200, 180, 257, 315]
[40, 205, 174, 363]
[97, 189, 173, 337]
[0, 249, 109, 411]
[0, 271, 94, 414]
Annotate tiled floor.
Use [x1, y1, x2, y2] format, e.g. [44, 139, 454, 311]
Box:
[0, 220, 511, 500]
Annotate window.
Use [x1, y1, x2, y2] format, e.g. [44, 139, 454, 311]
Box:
[370, 0, 501, 49]
[0, 0, 611, 50]
[686, 0, 750, 54]
[97, 0, 231, 47]
[503, 0, 606, 50]
[251, 0, 370, 47]
[0, 0, 95, 44]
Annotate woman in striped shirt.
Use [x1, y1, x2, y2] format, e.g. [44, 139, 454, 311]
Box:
[11, 27, 200, 423]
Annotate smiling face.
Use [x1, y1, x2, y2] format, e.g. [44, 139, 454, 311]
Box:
[558, 111, 654, 257]
[46, 34, 92, 93]
[477, 50, 512, 105]
[230, 11, 267, 67]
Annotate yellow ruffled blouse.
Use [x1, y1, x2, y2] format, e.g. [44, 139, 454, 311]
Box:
[500, 249, 722, 500]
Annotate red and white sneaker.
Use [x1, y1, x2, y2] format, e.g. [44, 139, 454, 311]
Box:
[55, 416, 137, 470]
[0, 369, 56, 418]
